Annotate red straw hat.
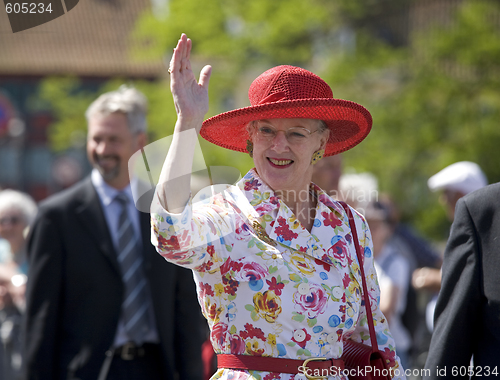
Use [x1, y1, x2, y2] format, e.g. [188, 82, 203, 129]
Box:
[200, 65, 372, 156]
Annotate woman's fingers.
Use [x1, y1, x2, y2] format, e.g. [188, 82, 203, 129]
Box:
[167, 33, 210, 121]
[182, 36, 192, 72]
[199, 65, 212, 90]
[168, 34, 188, 74]
[186, 37, 192, 63]
[180, 34, 191, 71]
[168, 48, 176, 74]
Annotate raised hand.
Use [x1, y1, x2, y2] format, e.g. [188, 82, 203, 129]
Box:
[168, 34, 212, 132]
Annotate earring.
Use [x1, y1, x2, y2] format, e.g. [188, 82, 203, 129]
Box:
[311, 149, 324, 165]
[246, 140, 254, 158]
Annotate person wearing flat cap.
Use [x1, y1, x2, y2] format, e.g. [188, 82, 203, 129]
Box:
[413, 161, 488, 333]
[151, 34, 405, 380]
[427, 161, 488, 222]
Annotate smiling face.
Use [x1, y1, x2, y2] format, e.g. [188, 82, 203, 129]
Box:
[248, 118, 329, 195]
[87, 112, 146, 189]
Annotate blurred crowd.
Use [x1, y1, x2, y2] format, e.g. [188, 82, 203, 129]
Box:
[0, 86, 491, 380]
[0, 189, 37, 379]
[0, 151, 490, 379]
[312, 156, 488, 374]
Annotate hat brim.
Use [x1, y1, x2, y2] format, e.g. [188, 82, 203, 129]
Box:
[200, 98, 372, 156]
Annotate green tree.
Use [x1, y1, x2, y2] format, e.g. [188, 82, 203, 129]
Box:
[41, 0, 500, 241]
[328, 2, 500, 239]
[38, 77, 95, 151]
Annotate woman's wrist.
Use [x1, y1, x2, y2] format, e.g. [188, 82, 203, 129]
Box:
[174, 117, 204, 133]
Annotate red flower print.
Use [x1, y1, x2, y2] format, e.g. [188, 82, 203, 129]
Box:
[342, 273, 351, 289]
[382, 347, 397, 367]
[220, 258, 244, 276]
[293, 283, 328, 319]
[291, 328, 312, 348]
[255, 204, 276, 215]
[234, 262, 269, 282]
[207, 302, 219, 321]
[159, 235, 180, 251]
[240, 323, 266, 341]
[199, 283, 214, 297]
[264, 373, 281, 380]
[266, 277, 285, 296]
[207, 245, 215, 257]
[322, 211, 342, 228]
[275, 217, 298, 241]
[222, 276, 239, 296]
[315, 258, 331, 272]
[159, 229, 192, 252]
[336, 329, 343, 341]
[210, 322, 228, 347]
[327, 239, 347, 262]
[229, 334, 246, 354]
[244, 178, 261, 191]
[346, 252, 353, 266]
[195, 260, 213, 272]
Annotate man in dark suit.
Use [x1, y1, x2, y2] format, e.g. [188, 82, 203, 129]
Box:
[424, 182, 500, 378]
[23, 87, 203, 380]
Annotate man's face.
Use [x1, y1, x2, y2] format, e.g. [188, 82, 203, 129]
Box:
[87, 112, 145, 189]
[441, 188, 466, 221]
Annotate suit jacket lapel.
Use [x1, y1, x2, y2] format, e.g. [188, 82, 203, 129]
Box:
[74, 177, 122, 276]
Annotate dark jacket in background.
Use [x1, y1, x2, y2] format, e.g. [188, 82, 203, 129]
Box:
[23, 177, 203, 380]
[425, 182, 500, 378]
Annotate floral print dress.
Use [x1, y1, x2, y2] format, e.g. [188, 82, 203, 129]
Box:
[151, 169, 405, 380]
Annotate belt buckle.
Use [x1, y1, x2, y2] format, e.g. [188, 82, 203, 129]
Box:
[120, 342, 136, 360]
[302, 357, 327, 380]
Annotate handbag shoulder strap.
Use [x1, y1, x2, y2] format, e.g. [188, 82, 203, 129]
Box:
[339, 201, 379, 353]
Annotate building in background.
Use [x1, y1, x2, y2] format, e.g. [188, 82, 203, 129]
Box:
[0, 0, 163, 200]
[0, 0, 480, 201]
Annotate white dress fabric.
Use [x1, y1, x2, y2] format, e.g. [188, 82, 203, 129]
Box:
[151, 169, 405, 380]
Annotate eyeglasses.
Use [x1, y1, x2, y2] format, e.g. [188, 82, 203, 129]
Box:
[0, 216, 22, 226]
[255, 123, 319, 145]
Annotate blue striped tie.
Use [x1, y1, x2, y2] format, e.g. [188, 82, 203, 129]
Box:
[115, 193, 150, 343]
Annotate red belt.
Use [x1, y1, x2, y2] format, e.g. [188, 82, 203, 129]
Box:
[217, 354, 344, 379]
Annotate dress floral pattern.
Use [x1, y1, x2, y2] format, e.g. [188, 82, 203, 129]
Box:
[151, 169, 405, 380]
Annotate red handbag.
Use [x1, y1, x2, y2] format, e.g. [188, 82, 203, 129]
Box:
[339, 202, 393, 380]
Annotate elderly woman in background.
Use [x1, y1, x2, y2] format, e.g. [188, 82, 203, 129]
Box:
[0, 189, 37, 275]
[0, 189, 37, 379]
[151, 34, 405, 379]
